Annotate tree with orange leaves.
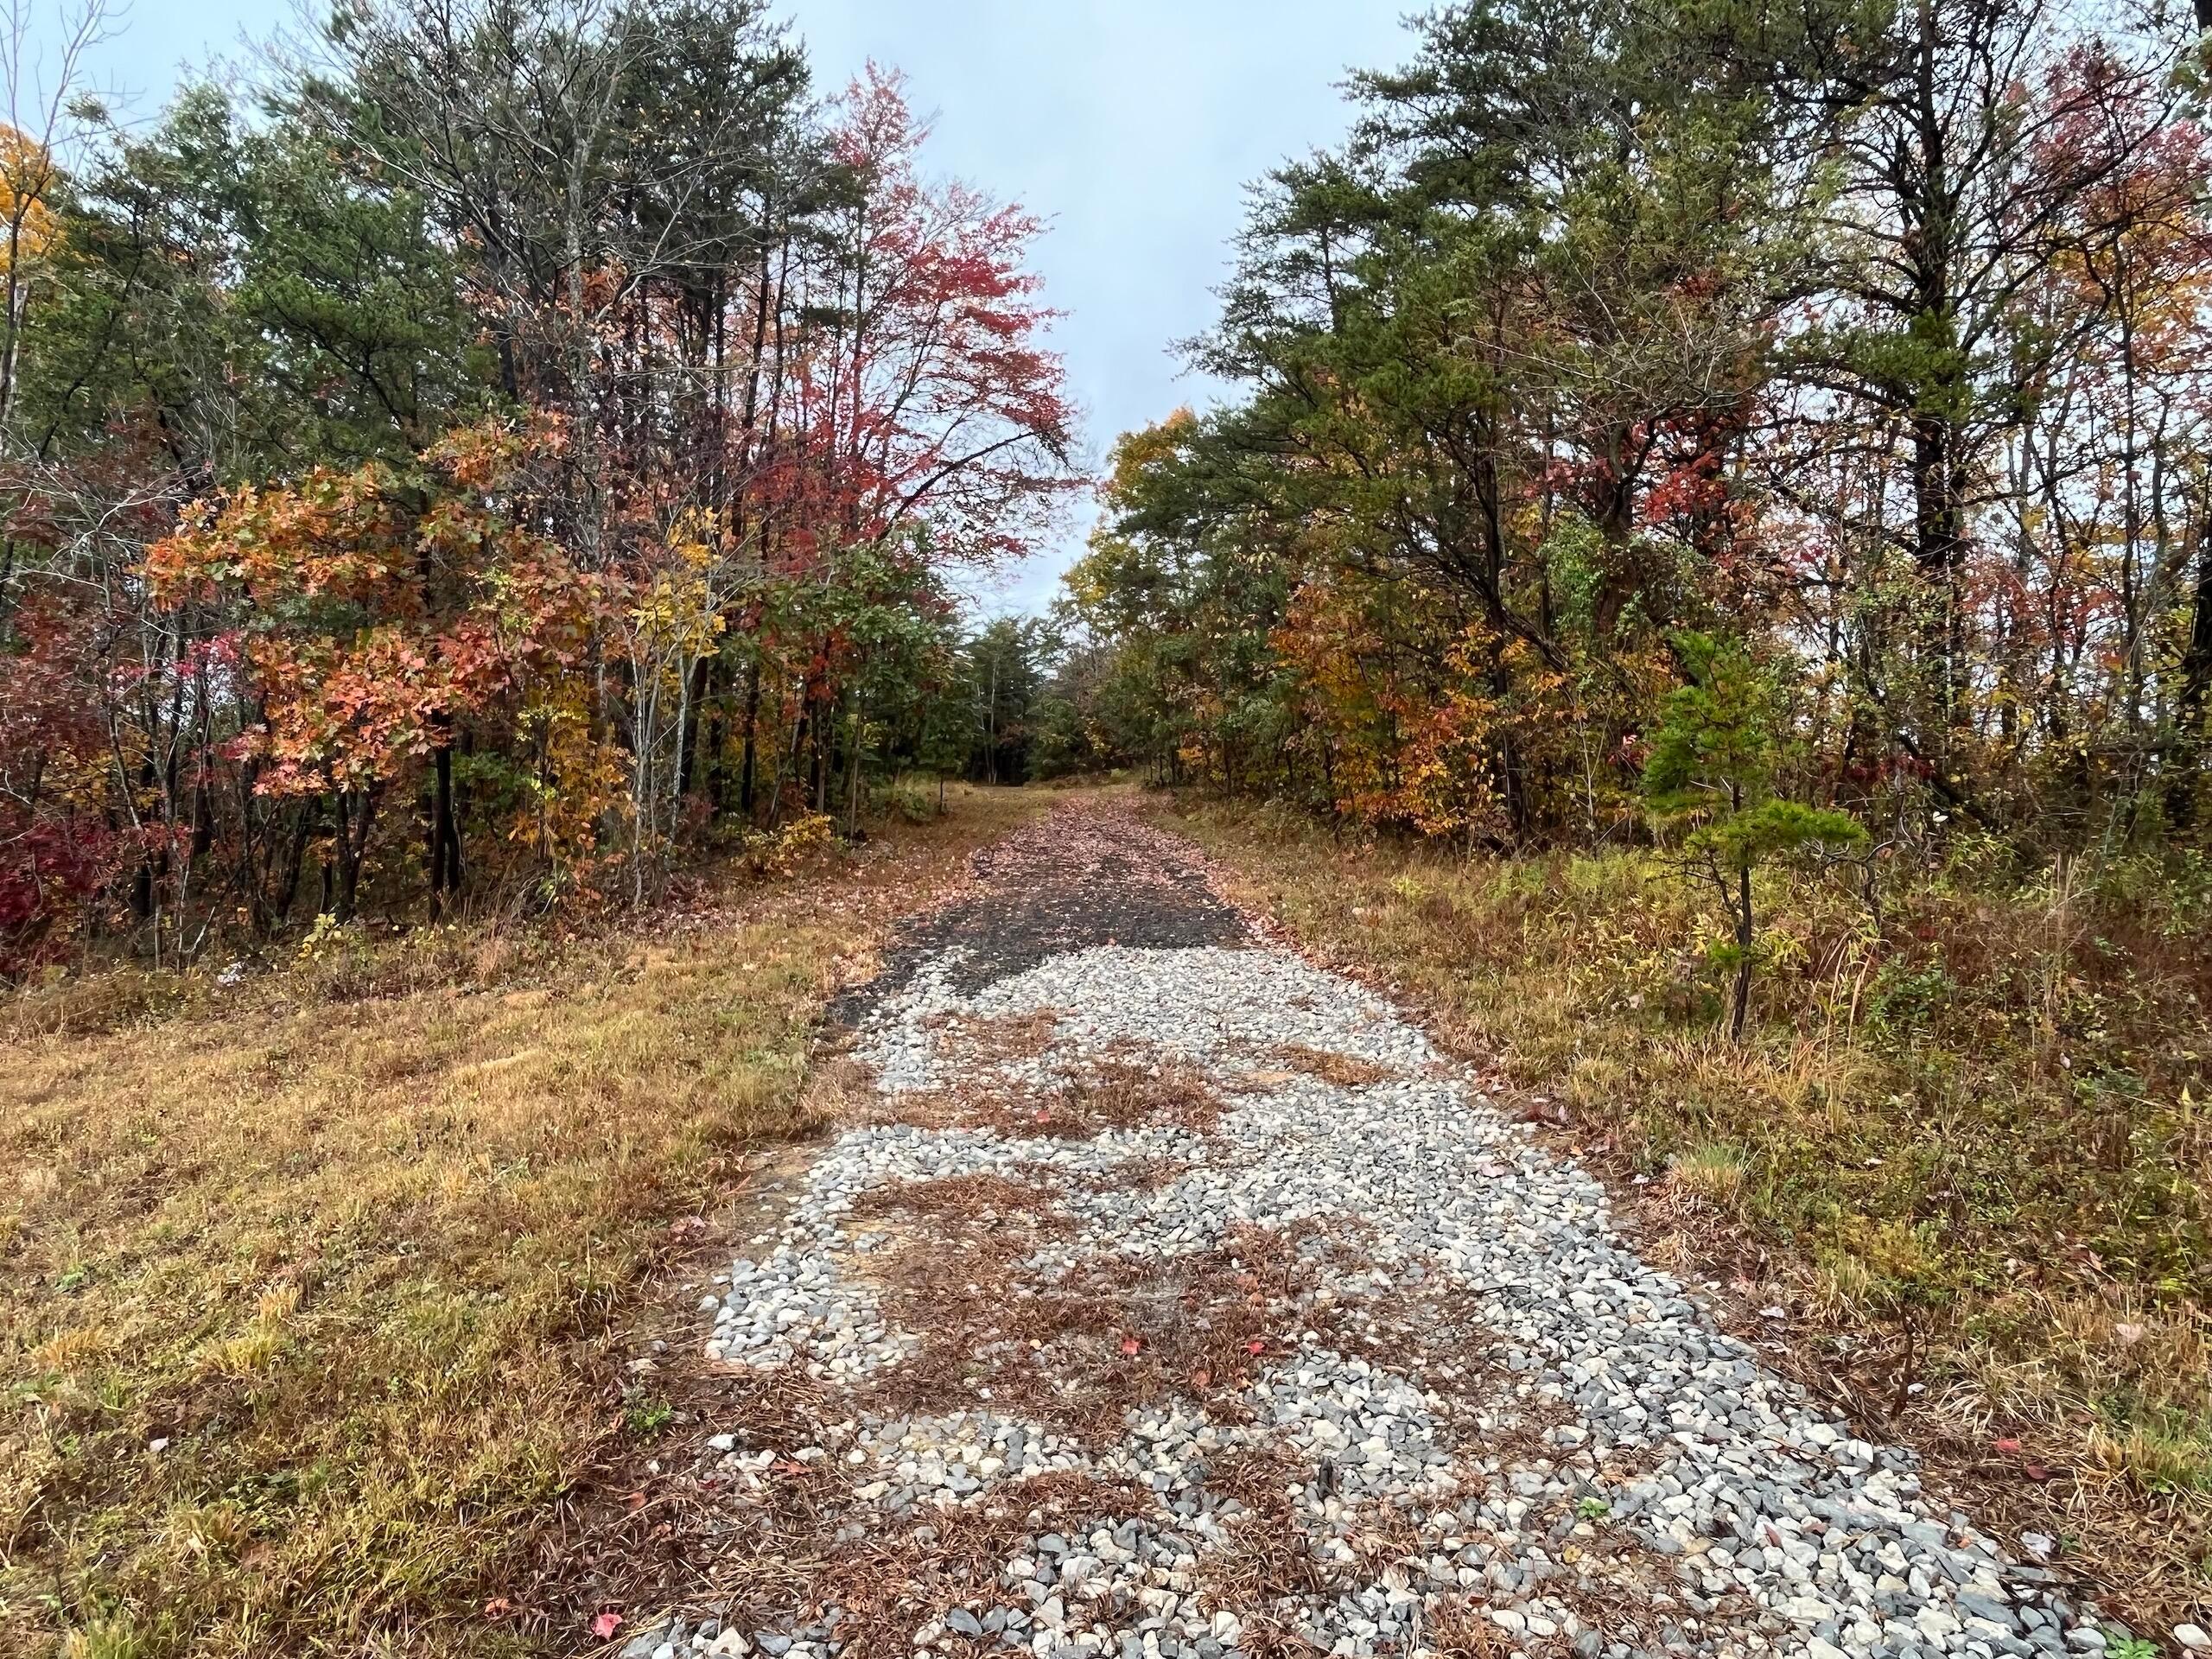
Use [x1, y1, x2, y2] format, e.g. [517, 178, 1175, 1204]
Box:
[147, 421, 596, 918]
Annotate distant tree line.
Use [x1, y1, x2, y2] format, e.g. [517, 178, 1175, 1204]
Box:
[1054, 0, 2212, 873]
[0, 0, 1079, 967]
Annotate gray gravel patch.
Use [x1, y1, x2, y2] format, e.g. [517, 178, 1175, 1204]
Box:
[629, 806, 2106, 1659]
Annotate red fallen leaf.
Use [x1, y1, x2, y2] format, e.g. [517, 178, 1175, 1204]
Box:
[2024, 1463, 2052, 1481]
[1120, 1337, 1142, 1356]
[622, 1491, 647, 1510]
[484, 1598, 513, 1619]
[1190, 1368, 1211, 1389]
[591, 1610, 623, 1640]
[1247, 1339, 1268, 1356]
[1994, 1438, 2023, 1454]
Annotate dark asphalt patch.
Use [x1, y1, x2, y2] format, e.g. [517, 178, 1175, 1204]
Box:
[827, 801, 1249, 1027]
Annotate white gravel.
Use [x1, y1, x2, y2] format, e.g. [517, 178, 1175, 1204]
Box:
[634, 931, 2107, 1659]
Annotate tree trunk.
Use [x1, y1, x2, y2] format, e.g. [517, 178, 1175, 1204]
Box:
[429, 741, 462, 918]
[2171, 505, 2212, 831]
[334, 787, 377, 922]
[676, 656, 713, 801]
[1911, 410, 1969, 748]
[843, 714, 865, 836]
[812, 700, 830, 813]
[1730, 863, 1754, 1044]
[739, 665, 762, 821]
[271, 802, 312, 931]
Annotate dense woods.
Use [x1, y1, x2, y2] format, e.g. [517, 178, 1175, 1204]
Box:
[1060, 0, 2212, 874]
[0, 0, 1077, 968]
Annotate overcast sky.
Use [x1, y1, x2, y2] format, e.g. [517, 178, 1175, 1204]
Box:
[30, 0, 1420, 613]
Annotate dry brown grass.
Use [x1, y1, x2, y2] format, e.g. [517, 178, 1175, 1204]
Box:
[1303, 1507, 1682, 1659]
[1157, 793, 2212, 1632]
[781, 1469, 1159, 1658]
[850, 1173, 1302, 1435]
[851, 1052, 1223, 1141]
[933, 1007, 1064, 1063]
[1419, 1596, 1513, 1659]
[1270, 1045, 1398, 1088]
[1056, 1058, 1224, 1135]
[1188, 1445, 1332, 1659]
[0, 785, 1045, 1659]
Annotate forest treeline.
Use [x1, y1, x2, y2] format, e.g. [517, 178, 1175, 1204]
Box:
[0, 0, 1079, 969]
[1052, 0, 2212, 877]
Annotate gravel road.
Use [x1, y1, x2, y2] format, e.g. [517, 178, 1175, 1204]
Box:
[621, 799, 2104, 1659]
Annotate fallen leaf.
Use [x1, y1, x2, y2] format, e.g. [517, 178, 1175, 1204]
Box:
[1189, 1368, 1211, 1389]
[1994, 1438, 2022, 1455]
[591, 1610, 623, 1640]
[484, 1599, 513, 1619]
[1119, 1336, 1142, 1356]
[1247, 1339, 1267, 1356]
[2114, 1321, 2146, 1346]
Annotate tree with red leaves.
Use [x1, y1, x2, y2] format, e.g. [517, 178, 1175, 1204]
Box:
[727, 67, 1077, 828]
[0, 1, 1080, 963]
[788, 67, 1077, 567]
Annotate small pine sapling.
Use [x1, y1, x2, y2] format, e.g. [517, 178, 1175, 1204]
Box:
[1643, 632, 1866, 1041]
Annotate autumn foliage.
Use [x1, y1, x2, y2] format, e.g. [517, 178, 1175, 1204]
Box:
[0, 7, 1074, 969]
[1062, 0, 2212, 870]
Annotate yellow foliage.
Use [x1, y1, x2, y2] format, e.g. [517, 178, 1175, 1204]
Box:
[514, 692, 625, 878]
[0, 124, 59, 276]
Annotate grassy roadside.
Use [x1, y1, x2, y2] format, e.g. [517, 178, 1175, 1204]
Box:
[0, 785, 1043, 1659]
[1155, 793, 2212, 1635]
